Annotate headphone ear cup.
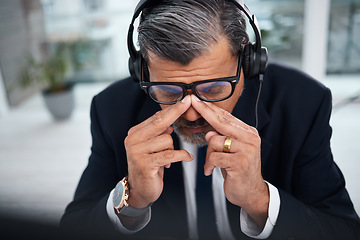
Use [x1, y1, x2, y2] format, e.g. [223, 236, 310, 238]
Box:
[128, 57, 137, 81]
[259, 47, 269, 75]
[243, 43, 268, 79]
[242, 43, 254, 79]
[128, 54, 142, 82]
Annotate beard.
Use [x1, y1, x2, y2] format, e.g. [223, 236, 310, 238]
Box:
[172, 117, 211, 146]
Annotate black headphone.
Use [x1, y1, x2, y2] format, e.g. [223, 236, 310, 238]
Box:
[127, 0, 268, 82]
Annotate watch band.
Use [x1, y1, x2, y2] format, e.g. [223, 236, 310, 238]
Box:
[118, 203, 153, 217]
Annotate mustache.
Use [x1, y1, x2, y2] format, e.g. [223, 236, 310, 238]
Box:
[174, 117, 208, 128]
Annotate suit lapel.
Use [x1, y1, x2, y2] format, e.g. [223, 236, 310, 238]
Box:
[232, 78, 270, 129]
[135, 93, 161, 124]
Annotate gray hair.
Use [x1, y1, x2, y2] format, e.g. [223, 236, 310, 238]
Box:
[138, 0, 249, 65]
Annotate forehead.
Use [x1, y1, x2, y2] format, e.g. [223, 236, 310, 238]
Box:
[147, 37, 237, 84]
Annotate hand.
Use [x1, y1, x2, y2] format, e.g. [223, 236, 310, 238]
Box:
[124, 95, 193, 209]
[190, 95, 269, 228]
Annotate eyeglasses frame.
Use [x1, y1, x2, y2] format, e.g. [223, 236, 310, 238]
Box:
[139, 52, 242, 105]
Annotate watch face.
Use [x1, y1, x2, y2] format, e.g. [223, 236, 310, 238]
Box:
[113, 182, 124, 207]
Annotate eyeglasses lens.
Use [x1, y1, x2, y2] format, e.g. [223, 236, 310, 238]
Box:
[148, 85, 183, 103]
[195, 81, 232, 101]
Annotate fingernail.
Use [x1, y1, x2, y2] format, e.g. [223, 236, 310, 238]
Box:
[191, 95, 200, 102]
[181, 95, 189, 103]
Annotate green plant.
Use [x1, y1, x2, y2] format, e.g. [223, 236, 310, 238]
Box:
[18, 43, 68, 93]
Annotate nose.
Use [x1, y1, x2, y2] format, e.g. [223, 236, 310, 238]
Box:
[182, 99, 202, 122]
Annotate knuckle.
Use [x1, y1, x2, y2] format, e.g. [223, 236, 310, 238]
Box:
[249, 125, 257, 132]
[152, 111, 165, 127]
[221, 109, 233, 119]
[217, 113, 231, 125]
[151, 150, 174, 165]
[249, 126, 259, 135]
[250, 132, 261, 146]
[127, 125, 137, 136]
[163, 149, 175, 159]
[162, 134, 174, 146]
[208, 135, 217, 146]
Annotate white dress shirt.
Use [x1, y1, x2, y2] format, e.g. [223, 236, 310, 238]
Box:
[107, 139, 280, 239]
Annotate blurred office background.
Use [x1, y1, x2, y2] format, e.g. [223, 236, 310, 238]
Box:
[0, 0, 359, 225]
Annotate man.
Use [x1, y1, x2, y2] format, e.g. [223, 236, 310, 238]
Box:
[60, 0, 360, 239]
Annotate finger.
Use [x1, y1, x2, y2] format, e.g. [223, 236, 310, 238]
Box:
[151, 149, 194, 167]
[129, 95, 190, 135]
[126, 133, 174, 161]
[205, 130, 220, 142]
[127, 96, 191, 144]
[191, 95, 257, 137]
[201, 99, 257, 135]
[190, 95, 239, 137]
[204, 152, 231, 176]
[206, 131, 223, 153]
[141, 134, 174, 153]
[207, 134, 240, 153]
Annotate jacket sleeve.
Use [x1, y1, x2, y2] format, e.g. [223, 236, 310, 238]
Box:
[59, 96, 123, 235]
[268, 189, 360, 240]
[268, 88, 360, 240]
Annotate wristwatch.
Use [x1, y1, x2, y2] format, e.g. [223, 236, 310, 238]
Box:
[112, 177, 151, 217]
[113, 177, 130, 214]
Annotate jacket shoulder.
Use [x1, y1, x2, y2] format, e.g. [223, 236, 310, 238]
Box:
[263, 62, 330, 94]
[262, 62, 332, 108]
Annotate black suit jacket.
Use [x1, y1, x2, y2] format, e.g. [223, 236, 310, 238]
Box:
[61, 62, 360, 239]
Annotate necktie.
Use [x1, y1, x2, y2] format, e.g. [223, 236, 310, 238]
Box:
[196, 146, 219, 239]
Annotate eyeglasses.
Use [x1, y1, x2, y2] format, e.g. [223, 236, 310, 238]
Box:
[140, 53, 242, 105]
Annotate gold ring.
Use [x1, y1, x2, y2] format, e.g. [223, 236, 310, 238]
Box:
[223, 136, 232, 153]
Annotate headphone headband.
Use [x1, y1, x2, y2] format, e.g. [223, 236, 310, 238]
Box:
[127, 0, 268, 81]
